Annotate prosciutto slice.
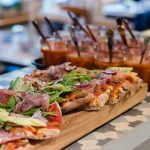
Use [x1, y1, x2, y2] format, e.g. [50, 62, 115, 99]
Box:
[47, 63, 73, 80]
[15, 92, 50, 112]
[0, 129, 24, 144]
[0, 89, 16, 104]
[31, 63, 71, 82]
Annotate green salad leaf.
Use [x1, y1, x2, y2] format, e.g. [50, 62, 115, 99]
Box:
[23, 108, 57, 117]
[39, 70, 95, 102]
[6, 96, 16, 112]
[42, 111, 57, 117]
[10, 77, 33, 92]
[23, 108, 37, 116]
[7, 96, 16, 108]
[61, 70, 92, 86]
[0, 96, 16, 113]
[41, 83, 72, 103]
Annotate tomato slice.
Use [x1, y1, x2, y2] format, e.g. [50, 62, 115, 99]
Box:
[48, 102, 63, 125]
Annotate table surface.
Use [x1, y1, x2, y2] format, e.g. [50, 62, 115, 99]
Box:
[0, 66, 150, 150]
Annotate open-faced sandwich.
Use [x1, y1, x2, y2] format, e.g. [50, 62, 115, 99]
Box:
[9, 63, 142, 113]
[0, 63, 143, 149]
[0, 89, 62, 150]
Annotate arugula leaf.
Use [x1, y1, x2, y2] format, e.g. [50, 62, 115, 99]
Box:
[42, 84, 72, 103]
[61, 70, 92, 86]
[40, 70, 93, 102]
[42, 84, 64, 91]
[10, 77, 22, 90]
[23, 108, 37, 116]
[0, 96, 16, 112]
[6, 96, 16, 113]
[23, 108, 58, 117]
[0, 103, 6, 109]
[7, 97, 16, 108]
[6, 107, 14, 113]
[42, 111, 57, 117]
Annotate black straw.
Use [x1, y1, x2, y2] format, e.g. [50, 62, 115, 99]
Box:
[140, 36, 150, 64]
[86, 24, 97, 42]
[116, 17, 123, 26]
[44, 17, 62, 40]
[67, 11, 89, 36]
[68, 26, 81, 57]
[32, 20, 47, 41]
[32, 20, 51, 50]
[106, 29, 114, 63]
[123, 19, 136, 40]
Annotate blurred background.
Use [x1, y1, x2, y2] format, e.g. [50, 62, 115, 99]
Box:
[0, 0, 150, 74]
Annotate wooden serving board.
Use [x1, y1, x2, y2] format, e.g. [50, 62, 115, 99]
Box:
[34, 84, 148, 150]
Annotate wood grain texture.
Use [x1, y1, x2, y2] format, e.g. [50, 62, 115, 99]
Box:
[34, 84, 148, 150]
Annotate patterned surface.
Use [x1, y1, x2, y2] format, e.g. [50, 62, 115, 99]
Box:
[134, 138, 150, 150]
[0, 66, 150, 150]
[65, 93, 150, 150]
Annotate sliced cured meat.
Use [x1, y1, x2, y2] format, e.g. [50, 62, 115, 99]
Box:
[15, 92, 50, 112]
[0, 89, 16, 104]
[31, 63, 72, 82]
[0, 129, 24, 144]
[47, 66, 64, 80]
